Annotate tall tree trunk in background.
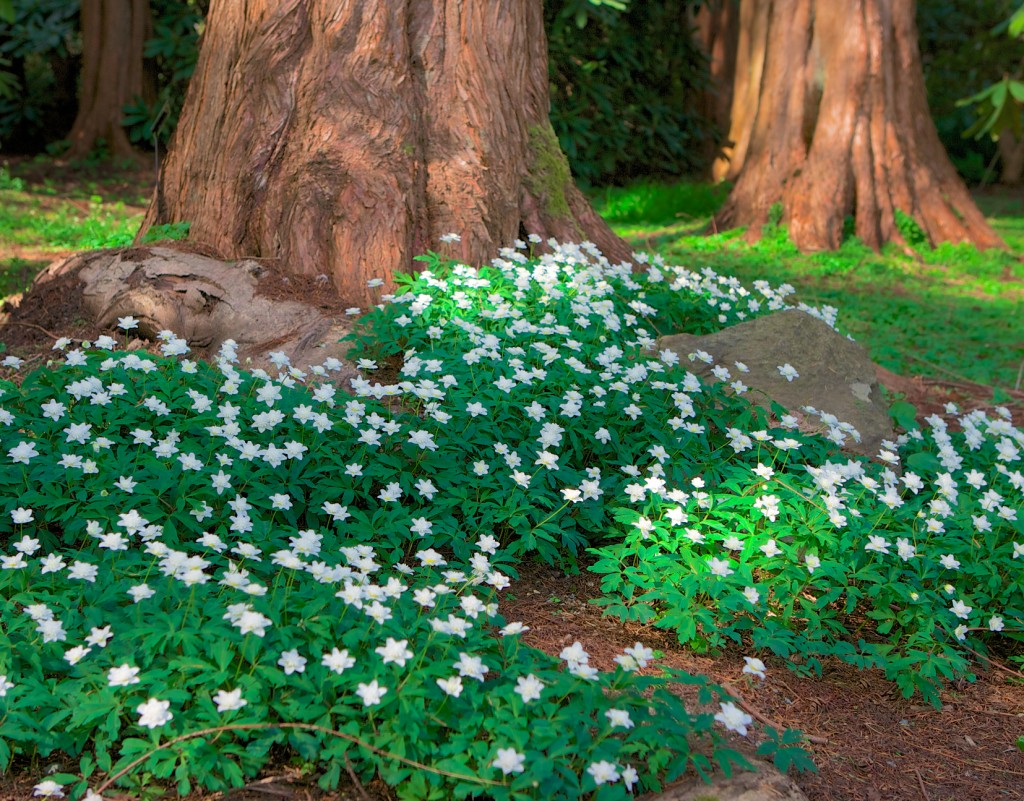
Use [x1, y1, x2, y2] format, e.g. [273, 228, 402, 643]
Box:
[999, 131, 1024, 185]
[66, 0, 150, 160]
[715, 0, 1004, 251]
[707, 0, 767, 183]
[693, 0, 740, 171]
[141, 0, 630, 308]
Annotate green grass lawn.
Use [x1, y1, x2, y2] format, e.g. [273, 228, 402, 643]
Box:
[594, 181, 1024, 391]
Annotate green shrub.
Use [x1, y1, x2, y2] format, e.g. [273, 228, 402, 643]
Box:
[546, 0, 718, 185]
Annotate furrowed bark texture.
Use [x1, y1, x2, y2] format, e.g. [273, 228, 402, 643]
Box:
[142, 0, 629, 307]
[693, 0, 740, 169]
[67, 0, 150, 159]
[715, 0, 1004, 251]
[998, 131, 1024, 185]
[709, 0, 766, 182]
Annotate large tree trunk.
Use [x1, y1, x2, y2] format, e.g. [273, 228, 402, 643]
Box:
[140, 0, 630, 308]
[999, 131, 1024, 186]
[706, 0, 767, 183]
[715, 0, 1004, 251]
[66, 0, 150, 160]
[693, 0, 740, 171]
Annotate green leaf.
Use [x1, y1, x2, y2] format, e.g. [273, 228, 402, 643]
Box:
[1009, 6, 1024, 38]
[888, 400, 918, 431]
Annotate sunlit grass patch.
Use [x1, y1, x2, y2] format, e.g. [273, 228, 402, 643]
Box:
[595, 181, 1024, 390]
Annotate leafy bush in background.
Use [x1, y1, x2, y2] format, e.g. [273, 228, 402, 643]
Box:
[546, 0, 718, 186]
[917, 0, 1022, 182]
[122, 0, 206, 148]
[0, 0, 79, 150]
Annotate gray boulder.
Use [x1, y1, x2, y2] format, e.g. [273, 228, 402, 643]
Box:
[656, 310, 893, 458]
[642, 759, 809, 801]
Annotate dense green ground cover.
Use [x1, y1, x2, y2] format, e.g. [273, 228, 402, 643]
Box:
[594, 181, 1024, 391]
[1, 166, 1023, 798]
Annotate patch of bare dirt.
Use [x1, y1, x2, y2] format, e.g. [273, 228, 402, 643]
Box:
[0, 258, 106, 373]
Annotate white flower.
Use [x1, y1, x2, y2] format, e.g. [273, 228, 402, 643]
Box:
[8, 441, 39, 464]
[491, 747, 525, 775]
[989, 615, 1005, 632]
[742, 656, 767, 680]
[707, 557, 733, 577]
[277, 649, 307, 675]
[127, 584, 155, 603]
[804, 554, 821, 574]
[375, 637, 413, 668]
[777, 363, 799, 381]
[939, 554, 961, 570]
[0, 675, 13, 696]
[322, 648, 356, 674]
[356, 679, 387, 707]
[213, 688, 248, 712]
[605, 708, 633, 729]
[865, 535, 890, 555]
[107, 664, 141, 687]
[33, 780, 65, 797]
[86, 626, 113, 647]
[515, 674, 544, 703]
[896, 537, 916, 561]
[714, 701, 753, 736]
[10, 507, 33, 524]
[117, 316, 139, 330]
[950, 599, 972, 619]
[454, 652, 489, 681]
[136, 698, 173, 729]
[408, 430, 437, 451]
[436, 676, 464, 697]
[587, 760, 620, 786]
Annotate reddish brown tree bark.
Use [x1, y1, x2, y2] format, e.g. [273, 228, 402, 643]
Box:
[998, 131, 1024, 185]
[709, 0, 768, 182]
[693, 0, 741, 169]
[715, 0, 1004, 251]
[140, 0, 630, 308]
[66, 0, 150, 160]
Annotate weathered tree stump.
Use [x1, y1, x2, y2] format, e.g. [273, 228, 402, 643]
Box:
[33, 247, 360, 380]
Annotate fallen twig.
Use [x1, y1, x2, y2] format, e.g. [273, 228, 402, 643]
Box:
[720, 681, 829, 745]
[95, 721, 504, 795]
[914, 767, 931, 801]
[345, 752, 372, 801]
[1, 319, 61, 340]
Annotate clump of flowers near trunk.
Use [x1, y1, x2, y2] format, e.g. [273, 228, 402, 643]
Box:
[1, 238, 1019, 798]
